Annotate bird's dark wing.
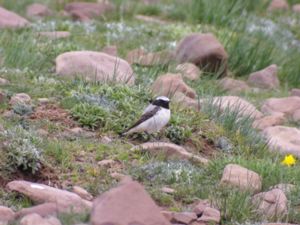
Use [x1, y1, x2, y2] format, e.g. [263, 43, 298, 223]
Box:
[123, 106, 161, 133]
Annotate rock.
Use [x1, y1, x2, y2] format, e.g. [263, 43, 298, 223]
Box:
[37, 31, 70, 40]
[271, 183, 296, 195]
[193, 199, 212, 216]
[56, 51, 134, 85]
[37, 98, 50, 105]
[268, 0, 289, 11]
[261, 96, 300, 117]
[9, 93, 31, 106]
[292, 4, 300, 13]
[16, 203, 58, 219]
[290, 88, 300, 97]
[72, 186, 93, 201]
[252, 114, 286, 131]
[0, 6, 29, 28]
[7, 181, 92, 213]
[100, 136, 112, 144]
[0, 90, 6, 103]
[252, 189, 288, 218]
[197, 207, 221, 224]
[262, 126, 300, 156]
[170, 212, 197, 224]
[91, 180, 171, 225]
[102, 45, 118, 56]
[262, 223, 297, 225]
[0, 206, 15, 223]
[215, 136, 233, 152]
[132, 142, 209, 165]
[247, 65, 279, 90]
[220, 164, 262, 193]
[161, 187, 175, 194]
[176, 33, 228, 77]
[201, 96, 263, 119]
[172, 92, 201, 111]
[97, 159, 117, 168]
[20, 213, 61, 225]
[110, 172, 128, 181]
[64, 2, 114, 21]
[26, 3, 52, 18]
[175, 63, 201, 81]
[0, 78, 10, 85]
[151, 73, 196, 99]
[218, 78, 250, 94]
[126, 49, 174, 66]
[292, 109, 300, 122]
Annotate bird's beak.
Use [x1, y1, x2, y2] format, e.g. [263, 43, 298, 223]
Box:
[149, 99, 153, 103]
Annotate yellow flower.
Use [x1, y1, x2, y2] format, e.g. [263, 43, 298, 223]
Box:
[281, 154, 296, 167]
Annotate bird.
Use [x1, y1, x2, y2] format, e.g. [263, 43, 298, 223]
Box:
[122, 96, 171, 136]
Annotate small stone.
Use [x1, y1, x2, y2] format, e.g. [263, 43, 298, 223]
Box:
[197, 207, 221, 224]
[261, 96, 300, 116]
[72, 186, 93, 201]
[171, 212, 197, 224]
[268, 0, 289, 11]
[151, 73, 196, 99]
[247, 64, 279, 90]
[293, 4, 300, 12]
[26, 3, 52, 18]
[218, 78, 250, 94]
[101, 136, 112, 144]
[220, 164, 262, 193]
[37, 98, 50, 105]
[20, 213, 61, 225]
[215, 136, 233, 152]
[161, 187, 175, 194]
[252, 189, 288, 218]
[0, 78, 9, 85]
[110, 172, 128, 181]
[271, 183, 296, 195]
[9, 93, 31, 106]
[0, 206, 15, 223]
[175, 63, 201, 81]
[253, 114, 286, 131]
[290, 88, 300, 97]
[172, 92, 201, 111]
[0, 6, 29, 28]
[193, 199, 211, 216]
[292, 109, 300, 122]
[132, 142, 209, 165]
[37, 31, 70, 40]
[16, 203, 58, 219]
[97, 159, 116, 168]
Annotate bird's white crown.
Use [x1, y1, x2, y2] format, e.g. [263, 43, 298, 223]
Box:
[155, 96, 170, 102]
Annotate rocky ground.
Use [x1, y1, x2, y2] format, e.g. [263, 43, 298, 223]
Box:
[0, 0, 300, 224]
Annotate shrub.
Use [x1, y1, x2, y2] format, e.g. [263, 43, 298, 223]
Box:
[1, 126, 43, 174]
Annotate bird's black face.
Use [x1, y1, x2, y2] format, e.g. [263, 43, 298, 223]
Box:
[152, 99, 170, 109]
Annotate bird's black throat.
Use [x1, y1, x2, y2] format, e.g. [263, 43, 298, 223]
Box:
[152, 99, 169, 109]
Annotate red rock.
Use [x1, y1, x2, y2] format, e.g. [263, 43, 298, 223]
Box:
[20, 213, 61, 225]
[132, 142, 209, 164]
[293, 109, 300, 122]
[7, 181, 92, 213]
[268, 0, 289, 11]
[252, 114, 285, 131]
[97, 159, 117, 168]
[9, 93, 31, 106]
[16, 203, 58, 219]
[193, 199, 211, 215]
[65, 2, 114, 21]
[91, 180, 171, 225]
[0, 78, 10, 85]
[176, 63, 201, 81]
[290, 88, 300, 97]
[218, 78, 250, 94]
[292, 4, 300, 12]
[37, 31, 70, 40]
[172, 92, 201, 111]
[0, 7, 29, 28]
[247, 65, 279, 90]
[197, 207, 220, 224]
[176, 33, 228, 77]
[263, 126, 300, 157]
[26, 3, 52, 18]
[261, 96, 300, 116]
[220, 164, 262, 193]
[72, 186, 93, 201]
[0, 206, 15, 223]
[151, 73, 196, 99]
[201, 96, 263, 119]
[252, 189, 288, 218]
[55, 51, 134, 85]
[135, 15, 168, 25]
[171, 212, 197, 224]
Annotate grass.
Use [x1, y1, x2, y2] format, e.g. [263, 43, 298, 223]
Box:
[0, 0, 299, 224]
